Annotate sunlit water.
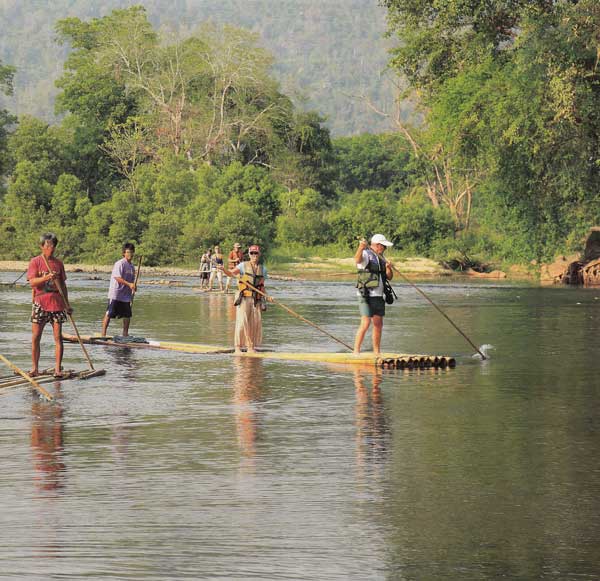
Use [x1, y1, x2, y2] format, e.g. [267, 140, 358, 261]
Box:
[1, 272, 599, 580]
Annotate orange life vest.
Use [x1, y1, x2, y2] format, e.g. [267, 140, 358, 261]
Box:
[238, 262, 264, 298]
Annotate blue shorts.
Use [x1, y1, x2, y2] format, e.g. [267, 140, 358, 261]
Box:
[106, 300, 132, 319]
[358, 296, 385, 317]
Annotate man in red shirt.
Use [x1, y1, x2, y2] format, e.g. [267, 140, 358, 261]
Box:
[225, 242, 244, 293]
[27, 233, 72, 377]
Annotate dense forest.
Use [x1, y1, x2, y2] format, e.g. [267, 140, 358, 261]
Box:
[1, 2, 599, 270]
[0, 0, 395, 136]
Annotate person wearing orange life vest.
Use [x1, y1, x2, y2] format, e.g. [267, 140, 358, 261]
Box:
[223, 244, 271, 354]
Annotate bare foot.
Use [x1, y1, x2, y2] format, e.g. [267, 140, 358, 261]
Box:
[27, 369, 40, 377]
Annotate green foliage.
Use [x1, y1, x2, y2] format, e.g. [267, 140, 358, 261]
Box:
[331, 133, 411, 193]
[8, 116, 68, 181]
[276, 188, 329, 246]
[213, 199, 272, 253]
[328, 189, 401, 247]
[381, 0, 552, 95]
[394, 195, 455, 254]
[383, 0, 600, 263]
[0, 60, 16, 179]
[13, 2, 600, 270]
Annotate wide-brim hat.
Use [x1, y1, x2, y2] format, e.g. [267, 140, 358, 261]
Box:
[248, 244, 261, 253]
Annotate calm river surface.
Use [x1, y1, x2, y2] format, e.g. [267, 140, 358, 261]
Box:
[1, 271, 599, 580]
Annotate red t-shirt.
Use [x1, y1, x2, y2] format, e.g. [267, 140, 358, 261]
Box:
[27, 255, 67, 312]
[228, 250, 244, 269]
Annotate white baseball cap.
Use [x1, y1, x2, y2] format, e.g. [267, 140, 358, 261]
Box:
[371, 234, 393, 247]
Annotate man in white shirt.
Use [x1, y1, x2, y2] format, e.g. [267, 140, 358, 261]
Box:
[354, 234, 394, 355]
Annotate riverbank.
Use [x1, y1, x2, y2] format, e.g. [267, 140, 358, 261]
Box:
[0, 256, 530, 281]
[0, 256, 506, 281]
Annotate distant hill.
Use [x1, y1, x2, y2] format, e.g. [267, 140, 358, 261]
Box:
[0, 0, 397, 135]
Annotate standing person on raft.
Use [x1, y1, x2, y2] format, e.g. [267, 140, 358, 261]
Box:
[223, 244, 270, 354]
[224, 242, 244, 293]
[101, 243, 137, 337]
[27, 233, 72, 378]
[354, 234, 394, 355]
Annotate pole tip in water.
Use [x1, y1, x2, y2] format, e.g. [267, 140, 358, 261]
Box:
[473, 344, 494, 360]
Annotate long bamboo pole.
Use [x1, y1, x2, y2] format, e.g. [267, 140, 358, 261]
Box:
[0, 354, 54, 401]
[238, 280, 354, 352]
[388, 261, 487, 360]
[10, 270, 27, 285]
[131, 255, 143, 305]
[39, 254, 95, 370]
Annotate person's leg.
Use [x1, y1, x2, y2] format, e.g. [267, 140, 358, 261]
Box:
[31, 322, 44, 376]
[234, 308, 244, 353]
[101, 312, 111, 336]
[51, 321, 64, 375]
[217, 270, 224, 291]
[208, 270, 215, 290]
[122, 317, 130, 337]
[354, 316, 372, 355]
[371, 315, 384, 355]
[246, 304, 262, 353]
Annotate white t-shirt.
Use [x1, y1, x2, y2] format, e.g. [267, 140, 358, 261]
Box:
[356, 249, 384, 297]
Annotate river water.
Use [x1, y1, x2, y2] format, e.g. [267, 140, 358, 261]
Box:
[0, 271, 599, 580]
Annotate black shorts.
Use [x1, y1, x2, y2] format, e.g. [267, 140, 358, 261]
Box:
[106, 300, 132, 319]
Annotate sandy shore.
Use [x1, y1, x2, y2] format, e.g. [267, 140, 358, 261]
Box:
[0, 260, 199, 278]
[0, 256, 518, 281]
[0, 256, 454, 279]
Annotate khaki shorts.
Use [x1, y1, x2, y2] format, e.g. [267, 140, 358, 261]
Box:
[358, 296, 385, 318]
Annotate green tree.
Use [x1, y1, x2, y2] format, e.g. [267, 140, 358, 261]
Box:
[383, 0, 600, 261]
[213, 199, 272, 252]
[276, 188, 330, 246]
[0, 59, 16, 180]
[331, 133, 411, 194]
[48, 173, 92, 259]
[328, 189, 400, 247]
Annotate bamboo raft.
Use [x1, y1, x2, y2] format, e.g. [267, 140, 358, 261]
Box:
[62, 333, 235, 354]
[62, 334, 455, 369]
[238, 351, 455, 369]
[0, 367, 106, 392]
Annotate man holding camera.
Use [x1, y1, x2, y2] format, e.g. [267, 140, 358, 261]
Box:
[354, 234, 394, 355]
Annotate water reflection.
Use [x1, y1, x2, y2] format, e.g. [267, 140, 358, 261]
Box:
[104, 346, 138, 382]
[354, 367, 390, 478]
[232, 357, 265, 467]
[30, 386, 65, 494]
[110, 419, 131, 463]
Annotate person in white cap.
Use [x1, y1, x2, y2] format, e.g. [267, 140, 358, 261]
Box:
[353, 234, 394, 355]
